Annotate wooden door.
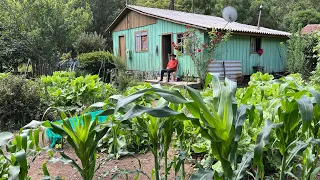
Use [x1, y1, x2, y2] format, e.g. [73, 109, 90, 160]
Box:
[161, 34, 172, 69]
[119, 36, 126, 60]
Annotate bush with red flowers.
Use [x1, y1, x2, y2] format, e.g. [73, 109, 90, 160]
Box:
[171, 26, 231, 84]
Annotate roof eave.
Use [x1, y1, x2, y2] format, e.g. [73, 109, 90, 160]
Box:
[210, 27, 290, 37]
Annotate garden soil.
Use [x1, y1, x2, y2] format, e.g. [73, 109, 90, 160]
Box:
[28, 136, 195, 180]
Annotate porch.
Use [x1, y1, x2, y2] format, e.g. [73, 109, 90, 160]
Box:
[144, 79, 201, 89]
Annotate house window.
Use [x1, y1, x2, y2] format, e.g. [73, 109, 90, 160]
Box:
[250, 37, 262, 53]
[135, 31, 148, 52]
[177, 33, 184, 53]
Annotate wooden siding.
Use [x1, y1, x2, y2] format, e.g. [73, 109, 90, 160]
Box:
[113, 19, 202, 76]
[211, 34, 287, 75]
[113, 11, 157, 32]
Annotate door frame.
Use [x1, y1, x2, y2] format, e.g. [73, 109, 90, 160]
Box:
[118, 34, 126, 60]
[161, 33, 173, 69]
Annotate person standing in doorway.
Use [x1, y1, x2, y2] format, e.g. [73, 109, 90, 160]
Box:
[160, 54, 178, 82]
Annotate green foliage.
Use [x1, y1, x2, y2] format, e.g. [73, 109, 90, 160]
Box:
[113, 56, 136, 92]
[3, 70, 320, 180]
[77, 51, 115, 77]
[46, 112, 109, 180]
[0, 0, 91, 75]
[0, 74, 42, 131]
[112, 71, 320, 179]
[310, 29, 320, 84]
[173, 28, 230, 85]
[41, 71, 116, 107]
[87, 0, 125, 50]
[0, 127, 43, 180]
[286, 33, 318, 78]
[73, 32, 106, 54]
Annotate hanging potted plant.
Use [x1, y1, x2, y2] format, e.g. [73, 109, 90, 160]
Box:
[257, 48, 264, 55]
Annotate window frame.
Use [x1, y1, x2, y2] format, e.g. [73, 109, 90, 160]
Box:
[135, 30, 148, 52]
[250, 37, 262, 54]
[176, 33, 185, 54]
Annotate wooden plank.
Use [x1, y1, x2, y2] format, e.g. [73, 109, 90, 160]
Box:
[114, 10, 157, 32]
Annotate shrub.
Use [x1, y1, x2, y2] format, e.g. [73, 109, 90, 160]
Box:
[113, 56, 135, 92]
[41, 71, 117, 107]
[73, 32, 106, 54]
[0, 74, 42, 131]
[286, 33, 318, 78]
[77, 51, 115, 80]
[311, 29, 320, 84]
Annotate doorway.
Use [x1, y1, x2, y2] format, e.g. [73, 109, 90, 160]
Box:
[161, 34, 172, 69]
[119, 35, 126, 60]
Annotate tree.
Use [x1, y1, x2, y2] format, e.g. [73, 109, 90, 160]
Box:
[88, 0, 125, 50]
[0, 0, 92, 75]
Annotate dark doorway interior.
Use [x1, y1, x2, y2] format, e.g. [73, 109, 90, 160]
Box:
[162, 34, 172, 69]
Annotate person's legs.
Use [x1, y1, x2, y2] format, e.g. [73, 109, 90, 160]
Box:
[167, 69, 174, 82]
[160, 69, 167, 81]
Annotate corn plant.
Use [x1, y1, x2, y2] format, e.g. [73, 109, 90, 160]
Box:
[113, 75, 261, 179]
[246, 75, 320, 179]
[184, 73, 259, 179]
[46, 112, 110, 180]
[113, 86, 190, 180]
[0, 128, 42, 180]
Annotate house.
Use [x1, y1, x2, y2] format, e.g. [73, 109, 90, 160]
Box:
[301, 24, 319, 34]
[107, 5, 290, 78]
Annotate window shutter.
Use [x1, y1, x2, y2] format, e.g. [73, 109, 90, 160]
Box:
[135, 33, 141, 51]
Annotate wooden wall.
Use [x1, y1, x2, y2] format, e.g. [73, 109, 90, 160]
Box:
[113, 11, 157, 32]
[113, 19, 201, 76]
[211, 34, 287, 75]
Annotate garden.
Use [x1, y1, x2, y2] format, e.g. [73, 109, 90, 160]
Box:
[2, 68, 320, 180]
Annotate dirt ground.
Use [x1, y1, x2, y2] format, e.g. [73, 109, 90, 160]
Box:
[28, 139, 195, 180]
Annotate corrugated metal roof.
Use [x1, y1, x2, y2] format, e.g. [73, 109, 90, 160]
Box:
[125, 5, 290, 37]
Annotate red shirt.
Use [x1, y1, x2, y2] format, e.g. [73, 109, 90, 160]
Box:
[167, 59, 178, 71]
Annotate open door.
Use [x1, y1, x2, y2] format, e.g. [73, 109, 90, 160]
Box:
[119, 35, 126, 60]
[161, 34, 172, 69]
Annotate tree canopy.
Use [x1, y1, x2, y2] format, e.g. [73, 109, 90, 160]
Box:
[0, 0, 91, 74]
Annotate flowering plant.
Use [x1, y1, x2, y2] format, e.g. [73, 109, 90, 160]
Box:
[171, 26, 231, 84]
[257, 49, 264, 55]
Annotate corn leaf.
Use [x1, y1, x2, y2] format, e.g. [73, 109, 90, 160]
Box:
[0, 132, 13, 146]
[42, 162, 50, 176]
[296, 95, 313, 132]
[121, 105, 187, 120]
[254, 120, 283, 178]
[185, 85, 228, 141]
[190, 168, 214, 180]
[234, 151, 254, 180]
[310, 166, 320, 180]
[8, 166, 20, 180]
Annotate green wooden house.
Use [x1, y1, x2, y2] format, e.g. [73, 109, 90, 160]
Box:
[107, 5, 290, 78]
